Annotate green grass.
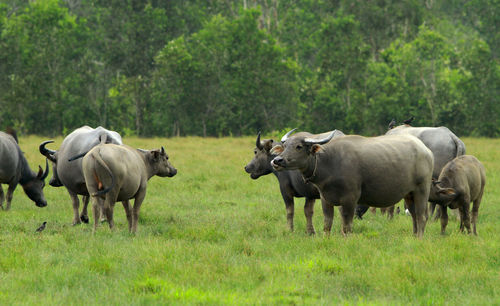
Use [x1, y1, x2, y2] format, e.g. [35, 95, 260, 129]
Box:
[0, 136, 499, 305]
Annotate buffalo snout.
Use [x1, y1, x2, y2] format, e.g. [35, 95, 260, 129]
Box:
[36, 200, 47, 208]
[244, 164, 253, 173]
[169, 168, 177, 177]
[271, 156, 285, 170]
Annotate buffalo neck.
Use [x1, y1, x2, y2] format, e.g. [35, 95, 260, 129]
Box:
[301, 155, 318, 184]
[18, 151, 36, 185]
[137, 150, 156, 180]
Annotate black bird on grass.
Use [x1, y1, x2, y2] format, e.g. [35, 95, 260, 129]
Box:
[388, 118, 397, 129]
[35, 221, 47, 233]
[403, 116, 415, 125]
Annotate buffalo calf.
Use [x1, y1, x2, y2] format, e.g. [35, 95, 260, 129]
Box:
[429, 155, 486, 235]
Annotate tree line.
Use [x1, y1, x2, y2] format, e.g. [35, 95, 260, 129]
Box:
[1, 0, 499, 137]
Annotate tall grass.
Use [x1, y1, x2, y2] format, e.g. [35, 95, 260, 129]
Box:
[0, 136, 498, 304]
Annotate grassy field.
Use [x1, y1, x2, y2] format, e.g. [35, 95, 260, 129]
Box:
[0, 135, 499, 305]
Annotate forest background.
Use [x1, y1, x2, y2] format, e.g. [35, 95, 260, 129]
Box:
[0, 0, 499, 138]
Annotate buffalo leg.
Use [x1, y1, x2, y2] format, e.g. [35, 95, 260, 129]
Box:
[68, 190, 82, 225]
[386, 206, 395, 220]
[471, 194, 482, 235]
[304, 198, 315, 235]
[458, 201, 471, 234]
[282, 195, 295, 232]
[339, 204, 355, 236]
[439, 205, 449, 234]
[405, 194, 417, 234]
[413, 190, 428, 238]
[122, 200, 133, 232]
[5, 183, 16, 210]
[0, 186, 4, 209]
[321, 198, 334, 236]
[131, 190, 146, 234]
[103, 192, 118, 230]
[91, 197, 101, 233]
[80, 195, 90, 223]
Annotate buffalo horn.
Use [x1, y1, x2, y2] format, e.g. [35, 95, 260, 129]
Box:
[39, 140, 56, 162]
[161, 146, 165, 154]
[41, 159, 49, 180]
[256, 132, 263, 150]
[280, 128, 297, 142]
[304, 130, 337, 145]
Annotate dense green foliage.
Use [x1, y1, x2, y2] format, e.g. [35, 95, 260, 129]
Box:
[0, 136, 499, 304]
[1, 1, 499, 137]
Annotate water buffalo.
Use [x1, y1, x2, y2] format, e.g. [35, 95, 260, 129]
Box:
[429, 155, 485, 235]
[244, 130, 345, 234]
[271, 130, 434, 237]
[82, 144, 177, 233]
[0, 131, 49, 209]
[39, 126, 122, 224]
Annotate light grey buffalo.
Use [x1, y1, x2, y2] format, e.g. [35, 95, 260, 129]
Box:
[39, 126, 122, 224]
[0, 131, 49, 209]
[271, 130, 434, 237]
[82, 144, 177, 233]
[244, 129, 344, 234]
[429, 155, 486, 235]
[386, 123, 466, 217]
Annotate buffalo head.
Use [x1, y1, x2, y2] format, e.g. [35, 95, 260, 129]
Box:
[244, 132, 276, 179]
[429, 179, 457, 205]
[271, 129, 335, 171]
[150, 146, 177, 178]
[21, 159, 49, 207]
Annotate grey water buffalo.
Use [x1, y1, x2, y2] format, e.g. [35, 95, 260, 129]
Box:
[39, 126, 122, 224]
[429, 155, 485, 235]
[271, 130, 434, 237]
[82, 144, 177, 233]
[244, 130, 345, 234]
[0, 131, 49, 209]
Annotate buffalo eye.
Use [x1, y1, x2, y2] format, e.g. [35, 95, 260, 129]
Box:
[296, 144, 303, 150]
[254, 150, 257, 155]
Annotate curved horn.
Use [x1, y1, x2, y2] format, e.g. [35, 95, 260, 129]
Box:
[281, 128, 297, 142]
[39, 140, 56, 162]
[161, 146, 165, 154]
[41, 158, 49, 180]
[256, 132, 263, 150]
[304, 130, 336, 145]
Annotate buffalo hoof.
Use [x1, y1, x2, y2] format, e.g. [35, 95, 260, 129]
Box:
[80, 215, 89, 224]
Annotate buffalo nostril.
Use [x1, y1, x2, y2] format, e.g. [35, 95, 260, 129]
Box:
[273, 157, 283, 165]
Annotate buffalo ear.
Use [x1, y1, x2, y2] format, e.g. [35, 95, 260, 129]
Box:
[270, 145, 283, 155]
[263, 139, 274, 151]
[439, 188, 456, 196]
[311, 144, 323, 154]
[37, 165, 44, 178]
[151, 150, 160, 159]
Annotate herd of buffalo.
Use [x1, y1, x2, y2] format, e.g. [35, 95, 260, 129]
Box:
[244, 119, 485, 237]
[0, 120, 486, 237]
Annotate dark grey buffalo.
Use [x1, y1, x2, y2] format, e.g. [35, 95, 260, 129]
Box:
[244, 130, 345, 234]
[39, 126, 122, 224]
[429, 155, 485, 235]
[271, 130, 434, 237]
[0, 131, 49, 209]
[82, 144, 177, 233]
